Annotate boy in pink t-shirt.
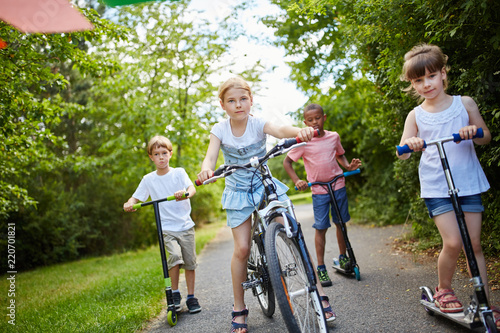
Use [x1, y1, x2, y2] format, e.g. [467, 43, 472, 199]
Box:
[284, 104, 362, 287]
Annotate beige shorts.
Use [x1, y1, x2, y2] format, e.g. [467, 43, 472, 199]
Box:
[163, 227, 197, 271]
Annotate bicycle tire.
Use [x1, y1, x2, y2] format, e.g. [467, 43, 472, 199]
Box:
[248, 232, 275, 317]
[265, 221, 328, 333]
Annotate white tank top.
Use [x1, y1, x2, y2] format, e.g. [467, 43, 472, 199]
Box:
[415, 95, 489, 198]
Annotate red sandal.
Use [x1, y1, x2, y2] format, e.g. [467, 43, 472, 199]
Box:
[492, 306, 500, 330]
[434, 287, 463, 313]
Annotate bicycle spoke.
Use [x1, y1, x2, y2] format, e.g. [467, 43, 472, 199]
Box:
[266, 221, 327, 333]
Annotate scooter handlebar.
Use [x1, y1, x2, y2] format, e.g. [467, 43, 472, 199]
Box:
[295, 168, 361, 190]
[129, 192, 189, 210]
[396, 128, 483, 155]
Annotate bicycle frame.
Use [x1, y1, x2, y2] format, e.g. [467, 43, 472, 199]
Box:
[254, 160, 318, 288]
[197, 132, 328, 331]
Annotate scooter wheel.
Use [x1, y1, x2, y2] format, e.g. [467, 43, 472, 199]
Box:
[354, 266, 361, 281]
[484, 313, 497, 333]
[420, 291, 434, 316]
[167, 310, 178, 326]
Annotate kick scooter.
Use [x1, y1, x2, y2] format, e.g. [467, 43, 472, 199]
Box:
[131, 192, 189, 327]
[299, 169, 362, 281]
[397, 128, 498, 332]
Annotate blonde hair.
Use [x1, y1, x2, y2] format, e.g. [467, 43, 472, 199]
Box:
[218, 76, 252, 102]
[147, 135, 172, 155]
[401, 44, 449, 98]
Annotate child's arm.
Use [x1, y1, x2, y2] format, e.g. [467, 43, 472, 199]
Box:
[264, 122, 315, 142]
[198, 134, 221, 183]
[336, 155, 362, 171]
[283, 156, 308, 191]
[123, 197, 140, 212]
[174, 185, 196, 201]
[461, 96, 491, 145]
[397, 109, 424, 160]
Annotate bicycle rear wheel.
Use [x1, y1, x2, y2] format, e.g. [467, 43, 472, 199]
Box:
[265, 221, 328, 333]
[247, 232, 275, 317]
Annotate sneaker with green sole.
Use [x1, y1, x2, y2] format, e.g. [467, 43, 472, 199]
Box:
[339, 255, 351, 271]
[317, 266, 333, 287]
[172, 292, 182, 311]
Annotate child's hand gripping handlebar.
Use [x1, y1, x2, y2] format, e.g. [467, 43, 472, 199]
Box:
[195, 129, 320, 186]
[295, 168, 361, 190]
[130, 192, 190, 210]
[396, 128, 484, 155]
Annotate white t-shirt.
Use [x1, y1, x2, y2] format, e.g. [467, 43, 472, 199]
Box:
[132, 168, 195, 232]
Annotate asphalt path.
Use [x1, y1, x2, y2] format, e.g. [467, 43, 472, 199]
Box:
[142, 203, 499, 333]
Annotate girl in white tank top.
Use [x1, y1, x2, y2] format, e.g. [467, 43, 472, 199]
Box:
[396, 44, 495, 317]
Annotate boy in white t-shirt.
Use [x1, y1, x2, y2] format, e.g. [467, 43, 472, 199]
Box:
[123, 135, 201, 314]
[283, 104, 362, 287]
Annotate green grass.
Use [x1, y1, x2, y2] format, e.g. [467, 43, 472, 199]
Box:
[0, 219, 225, 333]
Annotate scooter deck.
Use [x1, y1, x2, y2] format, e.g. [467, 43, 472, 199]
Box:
[420, 300, 483, 329]
[332, 258, 355, 275]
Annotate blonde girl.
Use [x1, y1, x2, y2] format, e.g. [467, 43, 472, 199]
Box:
[197, 76, 335, 332]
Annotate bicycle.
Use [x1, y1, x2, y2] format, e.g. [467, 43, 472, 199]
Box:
[397, 128, 498, 333]
[196, 132, 328, 333]
[302, 169, 361, 281]
[130, 192, 189, 327]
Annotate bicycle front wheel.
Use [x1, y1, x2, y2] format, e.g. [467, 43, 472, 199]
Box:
[265, 221, 328, 333]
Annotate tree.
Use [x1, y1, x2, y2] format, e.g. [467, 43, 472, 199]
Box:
[264, 0, 500, 253]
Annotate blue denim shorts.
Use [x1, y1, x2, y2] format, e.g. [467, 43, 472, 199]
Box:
[312, 187, 350, 230]
[424, 194, 484, 218]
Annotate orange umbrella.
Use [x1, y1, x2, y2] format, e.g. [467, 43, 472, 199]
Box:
[0, 0, 93, 34]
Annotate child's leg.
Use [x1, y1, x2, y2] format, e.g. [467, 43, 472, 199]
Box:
[434, 211, 463, 309]
[163, 232, 183, 291]
[316, 271, 336, 321]
[464, 212, 490, 300]
[185, 269, 195, 295]
[178, 227, 197, 296]
[314, 229, 327, 266]
[169, 264, 180, 290]
[230, 218, 252, 327]
[311, 193, 332, 265]
[335, 223, 347, 255]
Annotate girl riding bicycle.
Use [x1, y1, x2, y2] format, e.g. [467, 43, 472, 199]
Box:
[396, 44, 498, 327]
[197, 76, 335, 333]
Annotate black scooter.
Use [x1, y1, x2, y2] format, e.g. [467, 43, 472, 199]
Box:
[131, 192, 189, 327]
[397, 128, 497, 332]
[299, 169, 361, 281]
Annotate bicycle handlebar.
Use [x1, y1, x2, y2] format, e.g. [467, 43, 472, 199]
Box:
[295, 168, 361, 190]
[396, 127, 484, 155]
[195, 129, 320, 186]
[131, 192, 189, 210]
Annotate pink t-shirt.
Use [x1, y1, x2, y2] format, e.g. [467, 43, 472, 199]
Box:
[287, 131, 345, 194]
